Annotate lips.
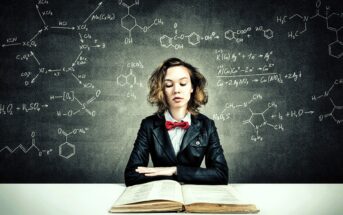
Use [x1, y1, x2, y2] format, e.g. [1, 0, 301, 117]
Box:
[173, 97, 183, 102]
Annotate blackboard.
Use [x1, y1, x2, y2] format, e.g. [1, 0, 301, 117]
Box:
[0, 0, 342, 183]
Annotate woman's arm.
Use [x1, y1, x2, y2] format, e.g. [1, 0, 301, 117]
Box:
[124, 119, 175, 186]
[176, 120, 229, 184]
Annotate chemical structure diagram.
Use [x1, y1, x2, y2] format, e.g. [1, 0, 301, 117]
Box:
[116, 69, 143, 99]
[242, 102, 283, 142]
[213, 94, 264, 122]
[118, 0, 163, 44]
[160, 23, 220, 49]
[312, 79, 343, 124]
[213, 94, 283, 141]
[2, 1, 106, 86]
[244, 104, 314, 141]
[1, 1, 104, 118]
[50, 89, 101, 117]
[58, 128, 88, 159]
[0, 132, 52, 156]
[214, 94, 315, 141]
[116, 61, 144, 99]
[276, 0, 343, 58]
[224, 25, 274, 44]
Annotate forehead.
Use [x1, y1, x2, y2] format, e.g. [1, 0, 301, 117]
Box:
[165, 66, 191, 80]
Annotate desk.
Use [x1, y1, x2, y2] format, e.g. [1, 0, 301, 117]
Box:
[0, 184, 342, 215]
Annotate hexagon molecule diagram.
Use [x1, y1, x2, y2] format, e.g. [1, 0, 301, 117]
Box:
[58, 128, 88, 159]
[59, 142, 75, 159]
[119, 0, 163, 44]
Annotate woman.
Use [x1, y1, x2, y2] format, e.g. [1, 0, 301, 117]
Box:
[124, 58, 228, 186]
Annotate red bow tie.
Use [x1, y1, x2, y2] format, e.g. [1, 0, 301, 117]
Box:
[165, 121, 190, 130]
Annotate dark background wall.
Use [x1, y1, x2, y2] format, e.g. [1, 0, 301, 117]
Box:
[0, 0, 342, 183]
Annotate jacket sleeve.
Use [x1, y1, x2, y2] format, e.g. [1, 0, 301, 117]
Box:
[124, 119, 174, 186]
[176, 120, 229, 184]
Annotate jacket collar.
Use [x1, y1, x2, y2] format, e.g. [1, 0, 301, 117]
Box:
[152, 113, 201, 163]
[179, 114, 200, 154]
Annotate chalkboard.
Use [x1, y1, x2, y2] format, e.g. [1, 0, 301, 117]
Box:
[0, 0, 342, 183]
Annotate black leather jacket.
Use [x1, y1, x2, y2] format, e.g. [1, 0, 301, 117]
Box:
[124, 113, 229, 186]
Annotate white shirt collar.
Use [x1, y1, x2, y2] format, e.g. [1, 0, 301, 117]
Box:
[164, 110, 191, 125]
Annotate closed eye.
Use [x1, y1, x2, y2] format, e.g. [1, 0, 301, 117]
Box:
[164, 81, 173, 88]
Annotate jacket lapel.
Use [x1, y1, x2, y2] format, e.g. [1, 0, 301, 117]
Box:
[152, 114, 177, 163]
[178, 114, 201, 154]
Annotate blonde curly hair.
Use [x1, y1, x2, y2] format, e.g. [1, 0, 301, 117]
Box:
[148, 58, 208, 114]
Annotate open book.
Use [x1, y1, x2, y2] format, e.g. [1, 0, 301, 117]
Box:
[109, 180, 259, 213]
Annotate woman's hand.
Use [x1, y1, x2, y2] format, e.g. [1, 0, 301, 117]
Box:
[135, 166, 177, 176]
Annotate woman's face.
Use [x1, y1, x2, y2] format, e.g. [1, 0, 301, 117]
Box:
[164, 66, 193, 111]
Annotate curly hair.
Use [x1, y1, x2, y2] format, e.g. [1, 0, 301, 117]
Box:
[148, 58, 208, 114]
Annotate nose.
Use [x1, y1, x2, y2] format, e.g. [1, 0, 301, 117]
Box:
[173, 83, 181, 94]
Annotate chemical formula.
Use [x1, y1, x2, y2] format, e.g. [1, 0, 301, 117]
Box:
[116, 60, 144, 100]
[214, 94, 315, 141]
[118, 0, 163, 44]
[58, 128, 88, 159]
[214, 49, 302, 87]
[2, 1, 106, 87]
[276, 0, 343, 58]
[0, 132, 52, 156]
[224, 25, 274, 44]
[312, 79, 343, 124]
[160, 23, 219, 49]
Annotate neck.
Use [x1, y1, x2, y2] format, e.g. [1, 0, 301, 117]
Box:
[169, 107, 188, 121]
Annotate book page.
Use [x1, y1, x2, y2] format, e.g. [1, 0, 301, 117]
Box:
[182, 184, 251, 205]
[113, 180, 183, 206]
